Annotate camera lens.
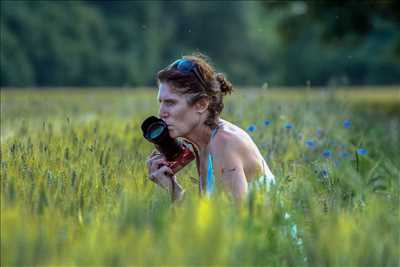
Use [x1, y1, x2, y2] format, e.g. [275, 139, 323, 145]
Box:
[141, 116, 182, 160]
[147, 122, 165, 140]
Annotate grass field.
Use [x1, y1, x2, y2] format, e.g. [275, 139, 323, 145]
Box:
[1, 87, 399, 266]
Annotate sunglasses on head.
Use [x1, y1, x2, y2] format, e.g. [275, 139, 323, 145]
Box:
[170, 59, 208, 89]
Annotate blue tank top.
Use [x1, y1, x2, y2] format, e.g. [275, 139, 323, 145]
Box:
[198, 127, 217, 196]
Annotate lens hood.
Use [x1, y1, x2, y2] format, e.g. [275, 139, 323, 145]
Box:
[141, 116, 182, 160]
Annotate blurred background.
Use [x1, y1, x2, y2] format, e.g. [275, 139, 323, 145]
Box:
[1, 0, 400, 88]
[1, 2, 400, 266]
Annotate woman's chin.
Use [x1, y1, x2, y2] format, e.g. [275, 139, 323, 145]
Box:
[169, 130, 183, 139]
[168, 129, 177, 138]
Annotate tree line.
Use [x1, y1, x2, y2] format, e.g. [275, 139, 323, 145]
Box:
[1, 1, 399, 88]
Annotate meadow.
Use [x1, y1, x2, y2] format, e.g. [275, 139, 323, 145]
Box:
[1, 87, 399, 266]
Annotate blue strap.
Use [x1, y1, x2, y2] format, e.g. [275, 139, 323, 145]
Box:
[211, 127, 218, 138]
[206, 153, 215, 195]
[205, 127, 218, 195]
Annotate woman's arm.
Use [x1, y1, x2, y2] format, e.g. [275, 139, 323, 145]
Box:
[213, 145, 248, 201]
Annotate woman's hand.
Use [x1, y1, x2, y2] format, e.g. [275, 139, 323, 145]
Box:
[147, 151, 172, 189]
[146, 151, 184, 201]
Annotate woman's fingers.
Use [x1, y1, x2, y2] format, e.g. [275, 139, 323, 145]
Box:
[146, 151, 175, 191]
[149, 158, 168, 173]
[150, 153, 165, 161]
[147, 153, 166, 170]
[156, 165, 174, 177]
[150, 165, 174, 189]
[149, 149, 159, 157]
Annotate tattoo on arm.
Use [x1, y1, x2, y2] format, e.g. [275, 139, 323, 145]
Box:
[221, 167, 237, 175]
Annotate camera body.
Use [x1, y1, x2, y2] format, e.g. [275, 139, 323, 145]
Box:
[141, 116, 195, 174]
[162, 143, 194, 173]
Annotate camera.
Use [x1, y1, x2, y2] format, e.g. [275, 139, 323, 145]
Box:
[141, 116, 195, 174]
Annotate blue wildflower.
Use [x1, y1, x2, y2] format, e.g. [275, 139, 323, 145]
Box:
[320, 169, 329, 178]
[357, 148, 368, 156]
[305, 139, 316, 149]
[247, 125, 257, 133]
[343, 119, 351, 129]
[303, 156, 309, 162]
[322, 149, 332, 158]
[264, 119, 271, 126]
[284, 123, 293, 129]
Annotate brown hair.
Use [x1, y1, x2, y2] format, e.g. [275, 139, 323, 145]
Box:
[157, 53, 233, 129]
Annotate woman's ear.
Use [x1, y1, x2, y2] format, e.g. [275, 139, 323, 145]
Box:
[195, 97, 209, 114]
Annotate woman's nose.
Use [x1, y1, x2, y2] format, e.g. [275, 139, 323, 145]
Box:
[159, 105, 168, 119]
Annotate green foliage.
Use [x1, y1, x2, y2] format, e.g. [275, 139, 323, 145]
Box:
[266, 8, 400, 86]
[1, 1, 399, 87]
[1, 88, 399, 266]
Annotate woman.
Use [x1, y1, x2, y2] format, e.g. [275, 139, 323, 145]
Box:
[146, 53, 274, 202]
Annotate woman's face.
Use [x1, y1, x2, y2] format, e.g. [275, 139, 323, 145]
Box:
[157, 82, 200, 138]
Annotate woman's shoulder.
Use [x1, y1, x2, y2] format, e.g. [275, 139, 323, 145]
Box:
[212, 119, 252, 152]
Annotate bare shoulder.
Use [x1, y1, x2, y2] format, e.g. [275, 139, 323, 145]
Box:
[211, 119, 266, 182]
[211, 119, 253, 155]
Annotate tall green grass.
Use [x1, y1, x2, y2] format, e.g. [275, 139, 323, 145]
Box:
[1, 88, 399, 266]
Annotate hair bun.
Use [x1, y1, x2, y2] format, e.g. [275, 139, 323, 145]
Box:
[216, 73, 233, 95]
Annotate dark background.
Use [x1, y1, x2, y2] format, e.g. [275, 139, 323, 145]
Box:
[1, 0, 399, 88]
